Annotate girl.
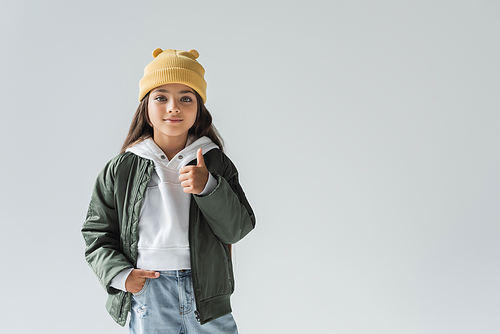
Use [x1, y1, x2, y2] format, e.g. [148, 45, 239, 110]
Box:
[82, 48, 255, 334]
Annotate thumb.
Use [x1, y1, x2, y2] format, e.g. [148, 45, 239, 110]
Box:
[138, 270, 160, 278]
[197, 148, 205, 167]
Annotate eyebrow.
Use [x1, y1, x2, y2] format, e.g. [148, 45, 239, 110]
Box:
[152, 89, 195, 94]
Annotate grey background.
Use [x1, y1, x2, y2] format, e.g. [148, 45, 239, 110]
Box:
[1, 0, 499, 333]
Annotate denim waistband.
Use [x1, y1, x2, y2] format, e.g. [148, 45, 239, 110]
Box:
[156, 269, 192, 277]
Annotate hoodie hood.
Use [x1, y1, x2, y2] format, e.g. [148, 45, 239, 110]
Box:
[126, 136, 218, 172]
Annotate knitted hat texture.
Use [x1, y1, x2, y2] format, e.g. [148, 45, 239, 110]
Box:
[138, 48, 207, 102]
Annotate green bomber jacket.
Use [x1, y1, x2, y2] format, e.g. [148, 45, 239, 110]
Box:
[81, 148, 255, 326]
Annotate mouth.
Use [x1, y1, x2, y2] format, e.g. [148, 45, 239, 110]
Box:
[163, 118, 183, 123]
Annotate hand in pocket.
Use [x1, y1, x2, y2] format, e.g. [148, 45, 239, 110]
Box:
[125, 269, 160, 293]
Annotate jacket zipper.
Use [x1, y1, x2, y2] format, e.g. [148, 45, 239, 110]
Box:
[189, 199, 201, 321]
[117, 291, 127, 323]
[127, 160, 150, 264]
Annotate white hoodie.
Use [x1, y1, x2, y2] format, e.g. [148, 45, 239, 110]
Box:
[110, 136, 218, 291]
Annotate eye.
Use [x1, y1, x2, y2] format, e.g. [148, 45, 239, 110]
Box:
[154, 95, 167, 102]
[180, 96, 193, 102]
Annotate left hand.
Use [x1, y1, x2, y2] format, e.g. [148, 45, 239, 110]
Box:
[179, 148, 209, 194]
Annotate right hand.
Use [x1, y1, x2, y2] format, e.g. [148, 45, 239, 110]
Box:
[125, 269, 160, 293]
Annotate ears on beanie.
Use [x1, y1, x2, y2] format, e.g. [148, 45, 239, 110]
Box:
[152, 48, 199, 59]
[139, 47, 207, 102]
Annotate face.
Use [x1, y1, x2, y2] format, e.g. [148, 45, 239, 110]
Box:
[147, 83, 198, 142]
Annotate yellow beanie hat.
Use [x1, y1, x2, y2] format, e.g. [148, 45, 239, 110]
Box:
[138, 48, 207, 103]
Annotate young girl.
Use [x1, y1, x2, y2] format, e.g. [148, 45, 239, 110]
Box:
[82, 48, 255, 334]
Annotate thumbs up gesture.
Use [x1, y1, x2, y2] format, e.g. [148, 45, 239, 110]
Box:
[179, 148, 209, 194]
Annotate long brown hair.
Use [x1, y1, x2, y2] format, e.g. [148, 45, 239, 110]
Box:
[121, 91, 224, 153]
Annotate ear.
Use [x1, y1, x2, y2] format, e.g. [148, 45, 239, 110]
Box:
[152, 48, 163, 58]
[188, 49, 199, 59]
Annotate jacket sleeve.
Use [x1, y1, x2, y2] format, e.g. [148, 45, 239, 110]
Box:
[81, 159, 134, 293]
[193, 156, 255, 244]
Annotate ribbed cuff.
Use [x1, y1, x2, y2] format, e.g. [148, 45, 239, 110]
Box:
[110, 268, 134, 292]
[197, 172, 217, 196]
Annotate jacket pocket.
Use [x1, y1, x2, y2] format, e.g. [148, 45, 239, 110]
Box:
[219, 243, 234, 293]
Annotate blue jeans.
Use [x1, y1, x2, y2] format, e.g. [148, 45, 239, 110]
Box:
[129, 270, 238, 334]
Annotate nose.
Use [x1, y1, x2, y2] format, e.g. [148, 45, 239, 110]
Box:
[167, 100, 179, 113]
